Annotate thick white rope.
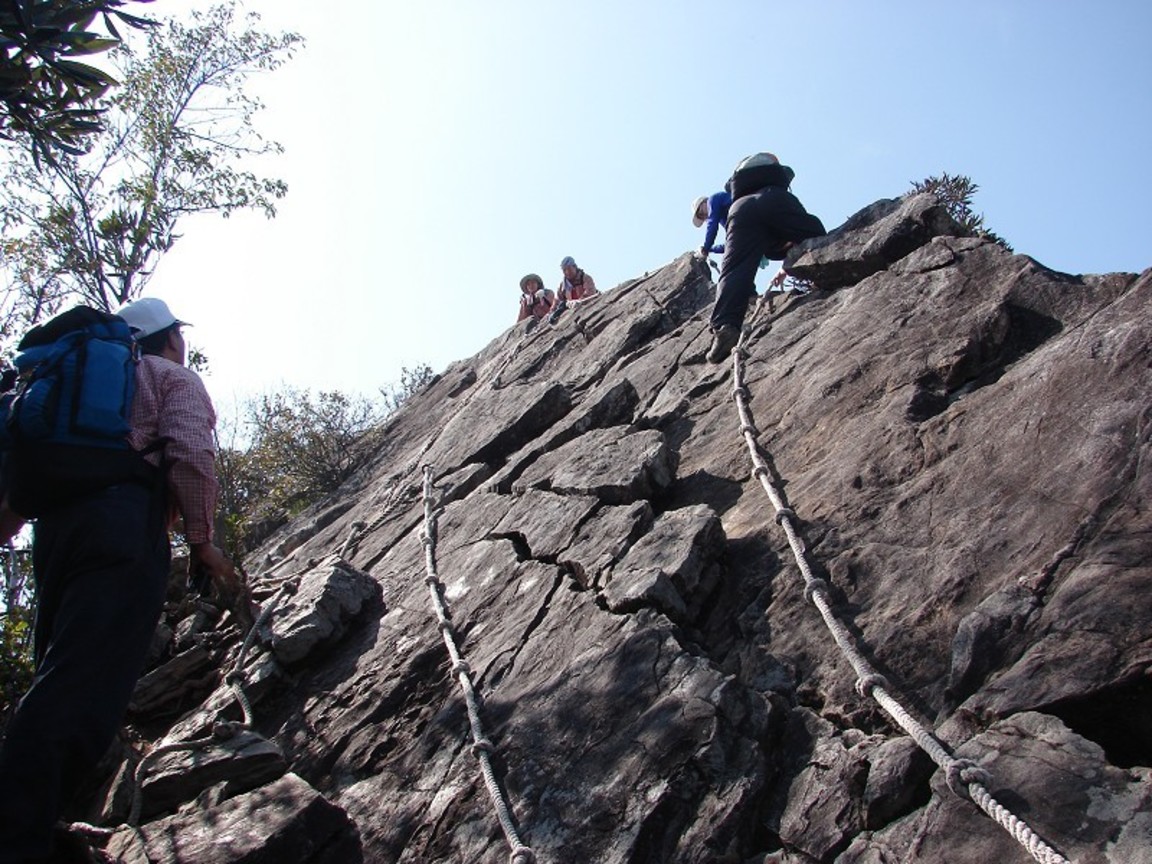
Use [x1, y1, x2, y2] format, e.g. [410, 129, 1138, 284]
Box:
[420, 465, 537, 864]
[728, 329, 1071, 864]
[127, 578, 298, 826]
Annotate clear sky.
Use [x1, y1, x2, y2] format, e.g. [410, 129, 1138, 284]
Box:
[144, 0, 1152, 413]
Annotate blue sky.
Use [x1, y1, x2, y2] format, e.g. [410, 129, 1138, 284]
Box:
[146, 1, 1152, 412]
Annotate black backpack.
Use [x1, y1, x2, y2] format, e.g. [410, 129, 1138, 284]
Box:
[1, 306, 156, 517]
[726, 153, 797, 201]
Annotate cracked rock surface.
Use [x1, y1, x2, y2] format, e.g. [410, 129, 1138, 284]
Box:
[81, 193, 1151, 862]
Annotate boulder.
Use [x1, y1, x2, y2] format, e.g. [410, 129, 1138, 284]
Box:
[138, 730, 288, 819]
[786, 193, 968, 289]
[106, 773, 358, 864]
[269, 556, 379, 667]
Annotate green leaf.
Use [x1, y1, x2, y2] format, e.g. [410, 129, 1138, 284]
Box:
[50, 58, 118, 87]
[56, 33, 120, 56]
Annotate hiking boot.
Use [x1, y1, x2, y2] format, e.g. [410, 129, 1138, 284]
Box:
[707, 325, 741, 363]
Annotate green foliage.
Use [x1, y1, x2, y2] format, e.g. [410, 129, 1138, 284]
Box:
[909, 172, 1013, 251]
[186, 345, 209, 375]
[213, 417, 270, 560]
[0, 0, 302, 334]
[1, 546, 35, 724]
[380, 363, 436, 413]
[214, 387, 383, 556]
[248, 388, 382, 508]
[214, 366, 437, 558]
[0, 0, 155, 163]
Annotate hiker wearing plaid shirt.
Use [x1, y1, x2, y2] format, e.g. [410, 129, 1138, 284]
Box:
[0, 298, 239, 864]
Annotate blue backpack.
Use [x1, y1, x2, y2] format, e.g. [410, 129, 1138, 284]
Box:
[1, 306, 154, 517]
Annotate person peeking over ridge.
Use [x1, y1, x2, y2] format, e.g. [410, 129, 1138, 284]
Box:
[517, 272, 555, 324]
[556, 256, 599, 304]
[549, 255, 600, 325]
[692, 189, 733, 259]
[706, 152, 826, 363]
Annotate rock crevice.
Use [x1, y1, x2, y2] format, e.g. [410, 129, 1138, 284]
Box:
[87, 192, 1152, 863]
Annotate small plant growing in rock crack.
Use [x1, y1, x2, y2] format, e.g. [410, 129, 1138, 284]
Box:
[910, 172, 1013, 251]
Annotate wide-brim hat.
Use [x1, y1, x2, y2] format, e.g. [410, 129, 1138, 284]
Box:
[520, 273, 543, 292]
[692, 195, 708, 227]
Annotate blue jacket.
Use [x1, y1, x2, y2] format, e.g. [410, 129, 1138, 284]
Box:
[702, 190, 732, 254]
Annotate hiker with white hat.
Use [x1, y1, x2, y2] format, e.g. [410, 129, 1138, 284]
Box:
[692, 189, 733, 259]
[0, 296, 242, 861]
[117, 296, 187, 340]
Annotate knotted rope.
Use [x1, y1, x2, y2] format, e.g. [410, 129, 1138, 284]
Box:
[127, 577, 299, 825]
[420, 465, 536, 864]
[338, 461, 435, 562]
[727, 330, 1071, 864]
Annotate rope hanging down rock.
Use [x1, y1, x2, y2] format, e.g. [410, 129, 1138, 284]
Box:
[126, 577, 299, 826]
[726, 322, 1072, 864]
[420, 465, 537, 864]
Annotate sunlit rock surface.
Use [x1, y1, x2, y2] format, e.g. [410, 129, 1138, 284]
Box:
[87, 192, 1151, 863]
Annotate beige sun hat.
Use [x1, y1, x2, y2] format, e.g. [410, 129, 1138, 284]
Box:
[691, 196, 708, 227]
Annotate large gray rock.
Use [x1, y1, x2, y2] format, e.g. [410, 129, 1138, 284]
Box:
[106, 773, 358, 864]
[95, 200, 1150, 864]
[602, 503, 725, 620]
[268, 556, 379, 667]
[138, 730, 288, 820]
[768, 710, 877, 861]
[512, 425, 675, 504]
[786, 193, 968, 289]
[838, 713, 1152, 863]
[129, 644, 218, 718]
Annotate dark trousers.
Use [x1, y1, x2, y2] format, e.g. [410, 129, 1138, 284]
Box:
[711, 188, 824, 330]
[0, 484, 169, 863]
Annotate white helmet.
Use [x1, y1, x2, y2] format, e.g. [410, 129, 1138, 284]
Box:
[117, 297, 188, 338]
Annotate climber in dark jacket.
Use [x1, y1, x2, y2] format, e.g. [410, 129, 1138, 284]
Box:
[707, 152, 825, 363]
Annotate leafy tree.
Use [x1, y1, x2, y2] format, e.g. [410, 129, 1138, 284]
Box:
[215, 366, 438, 558]
[0, 0, 302, 334]
[910, 172, 1012, 251]
[380, 363, 436, 413]
[1, 0, 299, 718]
[243, 387, 383, 517]
[0, 546, 34, 724]
[0, 0, 155, 162]
[212, 409, 273, 560]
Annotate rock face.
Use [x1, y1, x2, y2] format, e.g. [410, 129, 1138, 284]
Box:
[84, 193, 1150, 863]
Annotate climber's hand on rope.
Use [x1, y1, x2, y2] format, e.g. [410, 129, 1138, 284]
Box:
[192, 542, 256, 633]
